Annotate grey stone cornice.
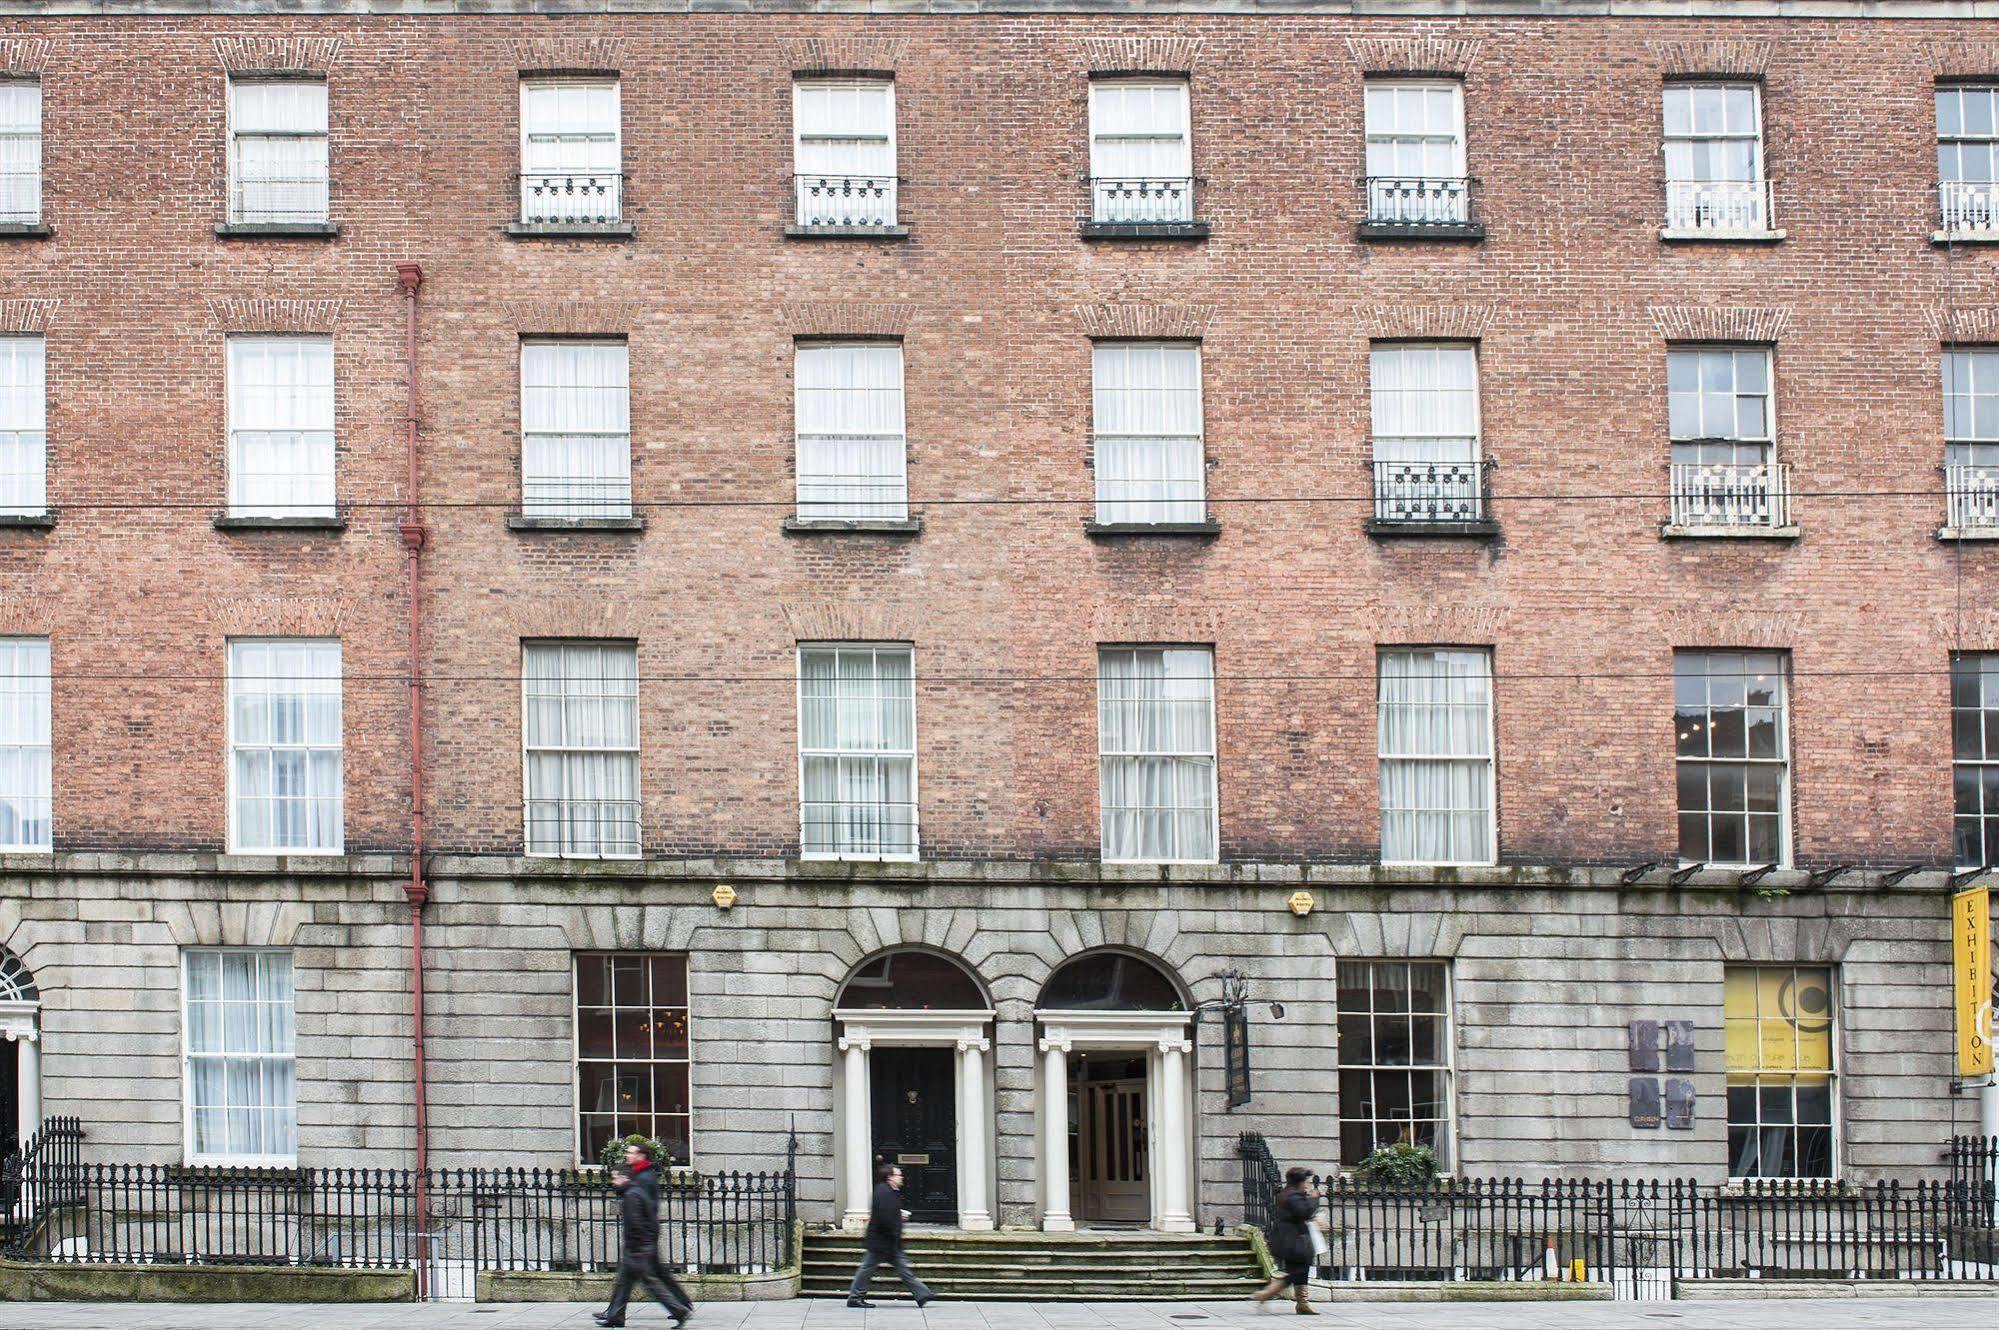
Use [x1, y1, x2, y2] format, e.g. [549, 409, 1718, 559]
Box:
[10, 1, 1999, 18]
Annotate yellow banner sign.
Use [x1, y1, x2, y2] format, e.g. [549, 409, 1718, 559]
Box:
[1954, 886, 1993, 1080]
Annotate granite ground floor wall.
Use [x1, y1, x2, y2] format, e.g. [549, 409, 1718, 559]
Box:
[0, 854, 1985, 1231]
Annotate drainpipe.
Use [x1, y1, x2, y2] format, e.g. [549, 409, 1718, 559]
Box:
[394, 262, 432, 1291]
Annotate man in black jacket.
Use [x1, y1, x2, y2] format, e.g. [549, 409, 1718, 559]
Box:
[595, 1160, 693, 1328]
[845, 1164, 933, 1308]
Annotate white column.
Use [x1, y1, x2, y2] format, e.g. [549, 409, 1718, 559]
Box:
[839, 1034, 872, 1230]
[1156, 1034, 1195, 1232]
[1039, 1035, 1074, 1231]
[956, 1036, 993, 1231]
[15, 1032, 38, 1149]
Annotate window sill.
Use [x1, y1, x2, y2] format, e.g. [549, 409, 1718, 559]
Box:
[800, 853, 923, 865]
[177, 1160, 303, 1177]
[784, 223, 911, 241]
[1658, 227, 1785, 244]
[1938, 525, 1999, 541]
[1365, 518, 1498, 539]
[522, 851, 645, 863]
[1084, 520, 1220, 541]
[0, 512, 55, 530]
[1080, 221, 1210, 241]
[503, 221, 635, 240]
[213, 514, 347, 532]
[0, 222, 51, 239]
[1660, 524, 1799, 541]
[508, 514, 646, 533]
[783, 517, 922, 537]
[1933, 230, 1999, 245]
[1357, 221, 1485, 243]
[215, 222, 340, 239]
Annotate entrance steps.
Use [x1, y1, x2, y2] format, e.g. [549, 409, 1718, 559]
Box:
[801, 1228, 1268, 1302]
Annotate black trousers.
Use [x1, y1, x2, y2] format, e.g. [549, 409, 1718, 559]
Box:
[847, 1246, 932, 1302]
[604, 1247, 692, 1323]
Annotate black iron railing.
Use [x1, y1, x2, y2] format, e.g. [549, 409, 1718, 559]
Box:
[1, 1115, 84, 1257]
[1371, 456, 1491, 526]
[1089, 177, 1196, 226]
[517, 173, 626, 227]
[1363, 176, 1476, 229]
[472, 1167, 794, 1276]
[793, 175, 899, 230]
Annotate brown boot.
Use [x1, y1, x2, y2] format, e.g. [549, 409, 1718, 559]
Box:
[1293, 1285, 1318, 1315]
[1251, 1278, 1286, 1304]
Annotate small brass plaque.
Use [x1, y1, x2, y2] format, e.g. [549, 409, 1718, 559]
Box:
[896, 1153, 930, 1166]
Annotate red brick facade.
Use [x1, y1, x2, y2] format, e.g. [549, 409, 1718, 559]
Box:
[2, 9, 1995, 867]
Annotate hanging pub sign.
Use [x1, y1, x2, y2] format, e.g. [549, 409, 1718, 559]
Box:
[1224, 1003, 1251, 1108]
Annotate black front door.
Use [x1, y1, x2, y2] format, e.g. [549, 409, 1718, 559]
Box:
[870, 1047, 957, 1222]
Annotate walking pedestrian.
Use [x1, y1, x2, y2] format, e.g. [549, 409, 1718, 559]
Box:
[845, 1163, 934, 1308]
[1251, 1166, 1321, 1315]
[595, 1158, 694, 1328]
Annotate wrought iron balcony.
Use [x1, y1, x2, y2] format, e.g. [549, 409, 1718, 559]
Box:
[1084, 177, 1206, 238]
[517, 172, 625, 229]
[1360, 177, 1482, 239]
[1945, 462, 1999, 533]
[1663, 179, 1777, 236]
[1368, 456, 1495, 534]
[228, 175, 331, 228]
[792, 174, 901, 234]
[1940, 180, 1999, 239]
[1668, 461, 1794, 533]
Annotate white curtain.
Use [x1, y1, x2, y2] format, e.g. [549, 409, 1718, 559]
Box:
[1098, 648, 1215, 862]
[0, 335, 45, 516]
[229, 79, 328, 224]
[230, 639, 342, 853]
[798, 646, 915, 856]
[229, 336, 336, 517]
[186, 949, 297, 1162]
[522, 341, 631, 517]
[1662, 84, 1762, 183]
[1089, 82, 1193, 222]
[795, 343, 907, 520]
[1667, 347, 1770, 468]
[1093, 343, 1204, 523]
[0, 638, 49, 852]
[1363, 82, 1465, 179]
[793, 81, 897, 227]
[520, 80, 621, 223]
[1370, 344, 1478, 462]
[0, 81, 41, 224]
[523, 642, 640, 857]
[1378, 649, 1493, 865]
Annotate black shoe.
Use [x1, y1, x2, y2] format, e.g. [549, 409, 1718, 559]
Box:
[594, 1318, 624, 1328]
[847, 1299, 874, 1308]
[915, 1297, 933, 1309]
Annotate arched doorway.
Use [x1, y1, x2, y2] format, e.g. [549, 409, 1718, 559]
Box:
[0, 948, 40, 1153]
[1035, 951, 1195, 1233]
[832, 950, 994, 1231]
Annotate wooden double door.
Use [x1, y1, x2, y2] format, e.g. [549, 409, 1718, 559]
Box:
[869, 1047, 958, 1223]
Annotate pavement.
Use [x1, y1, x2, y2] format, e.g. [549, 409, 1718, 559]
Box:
[1, 1299, 1996, 1330]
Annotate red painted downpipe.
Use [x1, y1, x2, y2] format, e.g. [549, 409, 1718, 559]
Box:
[394, 262, 432, 1292]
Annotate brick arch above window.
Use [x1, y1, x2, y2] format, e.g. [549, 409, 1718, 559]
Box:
[1345, 36, 1480, 78]
[1930, 41, 1999, 79]
[504, 300, 640, 338]
[1363, 303, 1492, 343]
[511, 36, 624, 75]
[1078, 36, 1203, 76]
[780, 599, 918, 644]
[789, 35, 905, 78]
[206, 298, 342, 335]
[0, 39, 52, 77]
[1652, 39, 1774, 80]
[1074, 303, 1214, 341]
[213, 36, 343, 75]
[218, 594, 349, 639]
[1929, 305, 1999, 344]
[0, 300, 57, 335]
[1648, 305, 1790, 344]
[780, 302, 911, 339]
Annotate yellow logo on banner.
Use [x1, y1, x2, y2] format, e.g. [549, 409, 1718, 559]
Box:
[1954, 886, 1993, 1081]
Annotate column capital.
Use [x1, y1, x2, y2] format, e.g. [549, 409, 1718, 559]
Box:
[956, 1036, 991, 1053]
[1037, 1035, 1071, 1055]
[838, 1034, 871, 1053]
[1156, 1035, 1193, 1054]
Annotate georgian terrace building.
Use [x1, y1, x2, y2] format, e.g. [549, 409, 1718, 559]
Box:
[0, 0, 1992, 1234]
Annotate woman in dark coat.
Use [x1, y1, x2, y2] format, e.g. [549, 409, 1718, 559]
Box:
[1251, 1166, 1321, 1314]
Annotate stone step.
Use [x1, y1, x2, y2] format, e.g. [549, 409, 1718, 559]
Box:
[803, 1258, 1263, 1279]
[802, 1276, 1266, 1301]
[799, 1229, 1268, 1302]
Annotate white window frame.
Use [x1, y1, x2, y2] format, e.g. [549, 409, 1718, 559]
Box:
[181, 946, 297, 1169]
[793, 341, 908, 523]
[791, 78, 898, 229]
[0, 637, 50, 854]
[1362, 80, 1470, 226]
[1096, 645, 1219, 866]
[1091, 341, 1206, 526]
[571, 951, 696, 1172]
[1953, 653, 1999, 870]
[225, 638, 343, 856]
[1376, 648, 1497, 869]
[225, 334, 337, 520]
[1674, 650, 1792, 870]
[0, 79, 43, 226]
[226, 76, 330, 226]
[1662, 81, 1769, 233]
[1087, 79, 1194, 224]
[1945, 348, 1999, 532]
[1334, 958, 1458, 1173]
[1369, 342, 1483, 523]
[795, 643, 919, 862]
[0, 334, 46, 518]
[1938, 85, 1999, 235]
[519, 338, 632, 519]
[1723, 963, 1840, 1182]
[519, 77, 622, 225]
[521, 640, 642, 861]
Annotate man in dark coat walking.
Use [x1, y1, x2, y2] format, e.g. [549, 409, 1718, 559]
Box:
[595, 1154, 694, 1328]
[845, 1163, 933, 1308]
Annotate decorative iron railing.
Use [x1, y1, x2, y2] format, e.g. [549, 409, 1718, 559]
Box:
[1371, 456, 1490, 525]
[518, 173, 625, 227]
[1669, 461, 1793, 530]
[794, 175, 898, 230]
[1941, 180, 1999, 237]
[1090, 177, 1196, 226]
[1945, 462, 1999, 532]
[1665, 179, 1774, 234]
[1363, 176, 1475, 228]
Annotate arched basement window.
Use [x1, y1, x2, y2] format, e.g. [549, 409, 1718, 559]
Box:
[836, 950, 985, 1010]
[1039, 951, 1184, 1011]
